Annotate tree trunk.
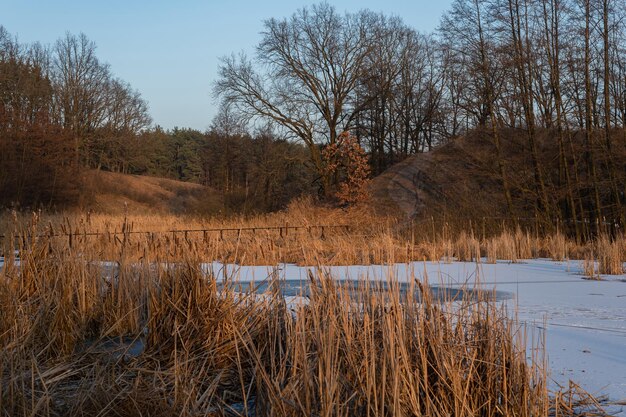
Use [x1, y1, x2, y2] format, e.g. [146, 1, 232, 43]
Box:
[542, 0, 581, 238]
[602, 0, 624, 224]
[584, 0, 602, 230]
[508, 0, 551, 223]
[475, 0, 515, 220]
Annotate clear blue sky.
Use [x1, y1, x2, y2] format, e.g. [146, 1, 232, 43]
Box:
[2, 0, 452, 131]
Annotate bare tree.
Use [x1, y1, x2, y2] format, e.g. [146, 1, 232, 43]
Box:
[215, 3, 373, 195]
[53, 32, 111, 165]
[582, 0, 603, 224]
[52, 32, 151, 169]
[441, 0, 515, 219]
[0, 27, 77, 207]
[505, 0, 552, 220]
[540, 0, 581, 237]
[600, 0, 623, 221]
[103, 79, 151, 133]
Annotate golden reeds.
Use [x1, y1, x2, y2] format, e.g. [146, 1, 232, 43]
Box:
[596, 235, 624, 275]
[3, 204, 625, 271]
[0, 212, 612, 416]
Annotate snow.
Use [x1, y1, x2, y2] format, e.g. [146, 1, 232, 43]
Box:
[0, 250, 20, 269]
[205, 259, 626, 413]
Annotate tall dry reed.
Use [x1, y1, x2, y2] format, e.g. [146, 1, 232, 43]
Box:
[3, 207, 625, 273]
[0, 214, 609, 416]
[596, 235, 624, 275]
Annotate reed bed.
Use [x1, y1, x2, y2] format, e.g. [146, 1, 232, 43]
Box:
[0, 213, 612, 416]
[595, 235, 625, 275]
[2, 205, 624, 271]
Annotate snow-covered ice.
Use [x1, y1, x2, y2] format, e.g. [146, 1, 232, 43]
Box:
[205, 259, 626, 413]
[3, 257, 624, 412]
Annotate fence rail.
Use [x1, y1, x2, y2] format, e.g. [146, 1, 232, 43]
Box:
[1, 215, 623, 243]
[0, 224, 351, 240]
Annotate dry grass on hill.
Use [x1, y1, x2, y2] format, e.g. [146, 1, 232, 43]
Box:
[78, 170, 224, 215]
[371, 128, 626, 224]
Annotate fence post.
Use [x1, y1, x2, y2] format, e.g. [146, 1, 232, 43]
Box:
[482, 217, 486, 241]
[431, 216, 435, 242]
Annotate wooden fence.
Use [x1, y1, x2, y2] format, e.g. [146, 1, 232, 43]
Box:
[0, 224, 351, 243]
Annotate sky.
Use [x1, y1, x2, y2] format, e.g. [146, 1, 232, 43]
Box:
[2, 0, 453, 131]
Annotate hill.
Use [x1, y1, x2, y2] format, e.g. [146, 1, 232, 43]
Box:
[79, 170, 223, 215]
[371, 128, 626, 227]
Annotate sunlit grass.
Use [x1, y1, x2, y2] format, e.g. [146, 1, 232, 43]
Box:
[0, 208, 616, 416]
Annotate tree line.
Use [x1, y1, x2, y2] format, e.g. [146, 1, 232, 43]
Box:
[0, 27, 314, 212]
[109, 122, 315, 213]
[3, 0, 626, 224]
[216, 0, 626, 229]
[0, 27, 150, 207]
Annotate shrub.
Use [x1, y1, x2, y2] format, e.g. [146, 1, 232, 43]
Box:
[322, 132, 371, 206]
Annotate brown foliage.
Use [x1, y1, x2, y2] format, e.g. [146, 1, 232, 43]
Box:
[0, 216, 559, 417]
[322, 132, 371, 206]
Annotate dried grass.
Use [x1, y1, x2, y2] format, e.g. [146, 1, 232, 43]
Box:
[583, 254, 600, 280]
[2, 205, 624, 271]
[0, 211, 613, 416]
[546, 231, 569, 262]
[596, 235, 624, 275]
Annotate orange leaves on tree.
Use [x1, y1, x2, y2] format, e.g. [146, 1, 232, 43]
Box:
[322, 132, 371, 206]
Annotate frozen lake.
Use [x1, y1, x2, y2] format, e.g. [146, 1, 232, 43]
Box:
[206, 258, 626, 414]
[2, 256, 625, 413]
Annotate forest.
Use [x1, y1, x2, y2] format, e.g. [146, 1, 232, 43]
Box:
[0, 28, 314, 212]
[2, 0, 626, 226]
[2, 2, 626, 416]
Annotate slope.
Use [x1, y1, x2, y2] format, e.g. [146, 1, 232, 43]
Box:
[79, 170, 223, 215]
[371, 128, 626, 225]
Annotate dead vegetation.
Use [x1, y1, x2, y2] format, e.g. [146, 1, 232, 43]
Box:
[78, 169, 224, 215]
[1, 200, 624, 271]
[370, 128, 626, 237]
[0, 207, 620, 416]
